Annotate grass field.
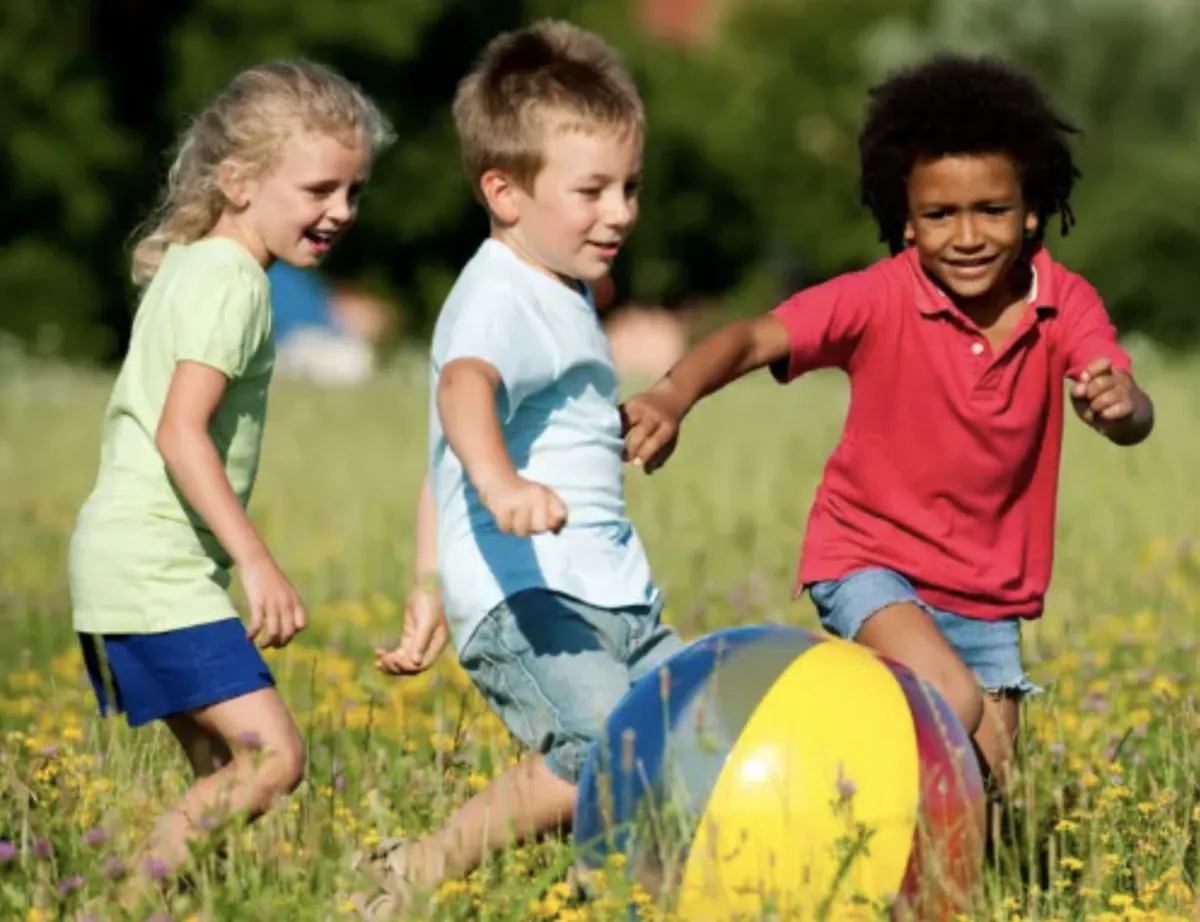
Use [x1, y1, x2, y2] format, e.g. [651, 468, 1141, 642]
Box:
[2, 337, 1199, 922]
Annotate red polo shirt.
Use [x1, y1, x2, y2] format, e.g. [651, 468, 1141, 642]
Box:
[771, 245, 1132, 620]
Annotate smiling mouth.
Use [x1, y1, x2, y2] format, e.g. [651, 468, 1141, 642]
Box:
[304, 228, 339, 247]
[944, 255, 998, 270]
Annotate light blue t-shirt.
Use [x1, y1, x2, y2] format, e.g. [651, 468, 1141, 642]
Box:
[429, 239, 660, 651]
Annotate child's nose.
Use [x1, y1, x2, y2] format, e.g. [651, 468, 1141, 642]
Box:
[603, 192, 635, 229]
[327, 192, 354, 223]
[953, 214, 983, 248]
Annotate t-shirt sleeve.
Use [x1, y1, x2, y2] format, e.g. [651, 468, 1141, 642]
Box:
[1057, 271, 1132, 380]
[768, 267, 876, 383]
[172, 264, 271, 379]
[439, 287, 561, 422]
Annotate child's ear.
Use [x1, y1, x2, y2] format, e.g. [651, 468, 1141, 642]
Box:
[480, 168, 522, 226]
[216, 158, 253, 210]
[903, 220, 916, 246]
[1024, 211, 1039, 237]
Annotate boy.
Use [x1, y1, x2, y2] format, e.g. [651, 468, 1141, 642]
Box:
[620, 54, 1154, 814]
[360, 19, 684, 914]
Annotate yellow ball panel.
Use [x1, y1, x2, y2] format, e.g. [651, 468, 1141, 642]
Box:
[676, 639, 919, 920]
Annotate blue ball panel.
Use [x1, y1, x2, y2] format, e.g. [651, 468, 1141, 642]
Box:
[573, 624, 821, 868]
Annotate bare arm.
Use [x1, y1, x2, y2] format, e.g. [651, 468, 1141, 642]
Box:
[156, 360, 272, 566]
[436, 357, 566, 537]
[643, 314, 792, 416]
[436, 358, 520, 500]
[412, 469, 438, 585]
[620, 315, 791, 471]
[373, 467, 449, 676]
[156, 360, 303, 645]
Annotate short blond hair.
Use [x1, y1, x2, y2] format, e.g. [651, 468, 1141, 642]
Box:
[452, 19, 644, 202]
[131, 59, 394, 288]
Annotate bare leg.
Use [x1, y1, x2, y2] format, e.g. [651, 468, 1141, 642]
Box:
[856, 603, 986, 737]
[166, 714, 235, 778]
[406, 753, 576, 884]
[974, 690, 1021, 845]
[855, 603, 990, 834]
[855, 604, 993, 915]
[119, 687, 305, 903]
[356, 754, 576, 918]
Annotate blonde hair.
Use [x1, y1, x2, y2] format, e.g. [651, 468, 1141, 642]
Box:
[131, 59, 394, 287]
[452, 19, 644, 204]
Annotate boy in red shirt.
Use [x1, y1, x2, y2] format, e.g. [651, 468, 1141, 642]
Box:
[621, 54, 1154, 808]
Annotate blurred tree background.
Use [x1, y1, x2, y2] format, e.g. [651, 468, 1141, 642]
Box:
[1, 0, 1197, 364]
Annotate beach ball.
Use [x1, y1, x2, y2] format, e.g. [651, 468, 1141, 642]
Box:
[573, 625, 985, 921]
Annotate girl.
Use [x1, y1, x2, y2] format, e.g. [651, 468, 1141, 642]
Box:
[69, 58, 393, 900]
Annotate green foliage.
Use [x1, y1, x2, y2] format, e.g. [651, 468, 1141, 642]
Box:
[0, 3, 133, 358]
[0, 0, 1197, 359]
[860, 0, 1200, 346]
[2, 345, 1200, 918]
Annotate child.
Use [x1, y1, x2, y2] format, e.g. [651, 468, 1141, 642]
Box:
[620, 55, 1154, 814]
[69, 59, 393, 900]
[362, 19, 685, 915]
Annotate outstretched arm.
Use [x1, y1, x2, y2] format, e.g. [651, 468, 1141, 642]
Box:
[620, 314, 792, 472]
[621, 268, 875, 473]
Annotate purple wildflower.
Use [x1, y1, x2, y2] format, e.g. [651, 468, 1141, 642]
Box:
[57, 873, 85, 895]
[836, 763, 857, 800]
[32, 838, 52, 859]
[83, 827, 106, 847]
[237, 730, 262, 749]
[144, 857, 168, 880]
[0, 841, 16, 863]
[100, 855, 126, 879]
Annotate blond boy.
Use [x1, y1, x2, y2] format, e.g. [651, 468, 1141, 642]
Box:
[364, 19, 685, 913]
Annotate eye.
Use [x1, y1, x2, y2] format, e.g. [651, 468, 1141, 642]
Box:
[624, 179, 642, 197]
[304, 182, 337, 199]
[576, 187, 603, 198]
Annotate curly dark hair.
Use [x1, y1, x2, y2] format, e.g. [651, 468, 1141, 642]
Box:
[857, 53, 1081, 254]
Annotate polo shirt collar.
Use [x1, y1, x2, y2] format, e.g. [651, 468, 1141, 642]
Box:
[904, 245, 1058, 320]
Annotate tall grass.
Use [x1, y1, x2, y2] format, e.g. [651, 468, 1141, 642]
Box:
[2, 337, 1198, 921]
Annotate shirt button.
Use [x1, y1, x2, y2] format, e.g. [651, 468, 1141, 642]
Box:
[971, 341, 984, 356]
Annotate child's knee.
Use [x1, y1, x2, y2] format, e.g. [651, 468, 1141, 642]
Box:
[266, 729, 306, 793]
[238, 727, 305, 795]
[935, 668, 985, 736]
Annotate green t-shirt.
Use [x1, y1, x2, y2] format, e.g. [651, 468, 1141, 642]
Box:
[70, 236, 275, 634]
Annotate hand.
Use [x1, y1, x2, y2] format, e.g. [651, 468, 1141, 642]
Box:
[620, 384, 687, 473]
[241, 554, 307, 648]
[1071, 357, 1136, 430]
[479, 474, 567, 538]
[376, 581, 448, 676]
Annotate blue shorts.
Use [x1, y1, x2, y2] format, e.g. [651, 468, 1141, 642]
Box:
[79, 619, 276, 728]
[458, 590, 686, 784]
[807, 567, 1040, 697]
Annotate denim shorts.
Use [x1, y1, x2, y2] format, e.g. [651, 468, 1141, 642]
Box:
[458, 589, 686, 783]
[807, 567, 1039, 697]
[79, 619, 276, 728]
